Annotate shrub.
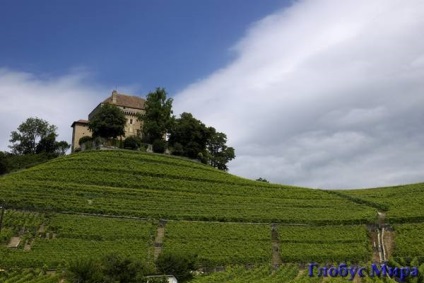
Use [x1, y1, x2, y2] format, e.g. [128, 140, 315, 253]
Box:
[155, 253, 197, 283]
[123, 136, 143, 150]
[78, 136, 92, 146]
[171, 142, 184, 156]
[152, 139, 167, 154]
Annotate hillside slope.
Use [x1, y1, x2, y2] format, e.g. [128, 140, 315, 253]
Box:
[1, 150, 424, 279]
[0, 150, 376, 224]
[338, 183, 424, 223]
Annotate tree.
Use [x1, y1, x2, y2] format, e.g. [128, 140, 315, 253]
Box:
[206, 128, 235, 171]
[55, 141, 70, 156]
[169, 112, 235, 170]
[9, 117, 57, 155]
[156, 253, 197, 283]
[88, 104, 126, 139]
[0, 152, 9, 175]
[256, 177, 269, 183]
[35, 133, 57, 154]
[100, 254, 147, 283]
[168, 112, 210, 159]
[138, 87, 174, 143]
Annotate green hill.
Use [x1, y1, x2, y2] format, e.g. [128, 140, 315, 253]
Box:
[0, 150, 423, 282]
[0, 150, 376, 224]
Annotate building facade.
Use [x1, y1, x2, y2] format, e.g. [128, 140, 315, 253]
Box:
[71, 90, 145, 152]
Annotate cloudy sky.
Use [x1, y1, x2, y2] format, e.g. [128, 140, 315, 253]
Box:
[1, 0, 423, 189]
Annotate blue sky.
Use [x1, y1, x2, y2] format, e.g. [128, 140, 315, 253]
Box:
[1, 0, 424, 189]
[0, 0, 288, 94]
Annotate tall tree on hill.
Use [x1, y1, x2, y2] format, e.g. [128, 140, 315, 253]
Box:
[88, 104, 127, 139]
[169, 112, 235, 171]
[9, 117, 58, 155]
[168, 112, 210, 160]
[206, 127, 235, 171]
[138, 87, 174, 143]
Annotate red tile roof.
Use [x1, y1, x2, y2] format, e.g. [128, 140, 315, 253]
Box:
[103, 92, 145, 109]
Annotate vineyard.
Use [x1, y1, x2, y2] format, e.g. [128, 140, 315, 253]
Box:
[0, 150, 423, 282]
[0, 150, 376, 224]
[277, 225, 370, 263]
[0, 269, 60, 283]
[163, 221, 271, 267]
[392, 223, 424, 259]
[338, 183, 424, 223]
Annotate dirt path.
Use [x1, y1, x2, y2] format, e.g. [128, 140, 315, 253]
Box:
[370, 211, 392, 263]
[382, 227, 395, 260]
[271, 224, 282, 268]
[153, 220, 166, 260]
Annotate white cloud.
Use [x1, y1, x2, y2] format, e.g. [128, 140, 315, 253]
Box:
[0, 68, 107, 152]
[173, 0, 424, 189]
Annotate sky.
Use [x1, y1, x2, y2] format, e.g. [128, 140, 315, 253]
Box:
[1, 0, 423, 189]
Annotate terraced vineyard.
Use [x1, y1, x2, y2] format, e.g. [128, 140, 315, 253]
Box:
[392, 223, 424, 259]
[277, 225, 370, 263]
[0, 213, 155, 268]
[0, 269, 59, 283]
[0, 150, 422, 282]
[0, 150, 376, 224]
[338, 183, 424, 223]
[163, 222, 271, 267]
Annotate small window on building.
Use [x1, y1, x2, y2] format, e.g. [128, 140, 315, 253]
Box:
[130, 119, 133, 124]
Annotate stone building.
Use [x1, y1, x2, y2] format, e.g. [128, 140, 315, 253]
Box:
[71, 90, 145, 152]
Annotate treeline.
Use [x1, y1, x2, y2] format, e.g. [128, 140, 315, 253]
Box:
[0, 117, 69, 175]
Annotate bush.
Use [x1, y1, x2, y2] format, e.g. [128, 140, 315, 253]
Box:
[66, 258, 103, 283]
[155, 253, 197, 283]
[152, 139, 167, 154]
[78, 136, 92, 146]
[171, 142, 184, 156]
[123, 136, 143, 150]
[66, 254, 153, 283]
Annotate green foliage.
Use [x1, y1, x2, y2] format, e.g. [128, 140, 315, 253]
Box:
[78, 136, 92, 146]
[339, 183, 424, 223]
[163, 222, 270, 267]
[393, 223, 424, 258]
[169, 112, 235, 170]
[88, 104, 127, 139]
[9, 117, 59, 155]
[0, 151, 9, 174]
[35, 133, 57, 154]
[55, 140, 70, 155]
[156, 253, 197, 283]
[256, 177, 269, 183]
[191, 264, 299, 283]
[0, 268, 60, 283]
[206, 128, 235, 171]
[152, 139, 167, 153]
[0, 150, 376, 224]
[0, 152, 56, 175]
[277, 225, 370, 262]
[138, 87, 174, 143]
[100, 253, 150, 283]
[123, 136, 143, 150]
[168, 112, 209, 159]
[66, 258, 103, 283]
[0, 212, 155, 269]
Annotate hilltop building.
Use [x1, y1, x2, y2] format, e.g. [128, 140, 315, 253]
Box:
[71, 90, 145, 152]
